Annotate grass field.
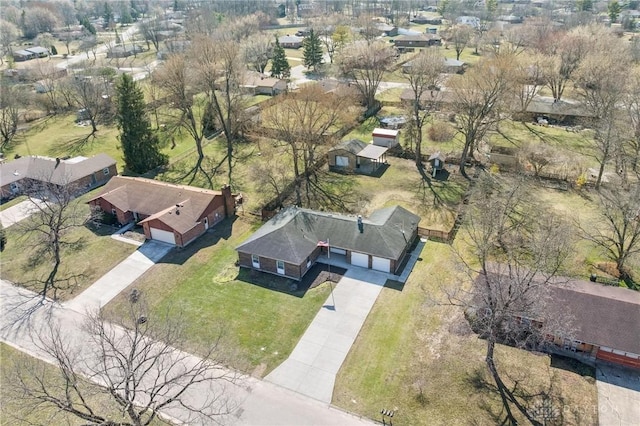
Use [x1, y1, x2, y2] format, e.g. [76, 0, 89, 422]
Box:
[0, 189, 136, 301]
[333, 240, 599, 425]
[0, 195, 27, 211]
[102, 216, 332, 376]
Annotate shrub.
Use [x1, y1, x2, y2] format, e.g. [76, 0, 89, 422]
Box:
[428, 121, 456, 142]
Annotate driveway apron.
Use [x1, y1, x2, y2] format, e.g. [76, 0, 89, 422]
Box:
[597, 364, 640, 426]
[265, 268, 388, 403]
[63, 240, 172, 313]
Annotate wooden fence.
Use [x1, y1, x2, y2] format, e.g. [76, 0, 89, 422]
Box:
[417, 226, 453, 243]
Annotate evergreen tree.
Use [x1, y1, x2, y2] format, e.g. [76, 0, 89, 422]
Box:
[302, 29, 323, 71]
[271, 37, 291, 78]
[608, 1, 622, 23]
[116, 74, 167, 174]
[103, 2, 114, 29]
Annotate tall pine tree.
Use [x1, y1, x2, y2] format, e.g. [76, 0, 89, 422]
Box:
[302, 29, 323, 71]
[271, 37, 291, 79]
[116, 74, 167, 174]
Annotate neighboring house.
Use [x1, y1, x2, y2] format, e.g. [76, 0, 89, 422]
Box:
[106, 45, 144, 58]
[328, 138, 388, 175]
[88, 176, 235, 247]
[25, 46, 50, 58]
[393, 34, 442, 48]
[376, 22, 398, 36]
[372, 128, 400, 148]
[242, 72, 287, 96]
[278, 35, 304, 49]
[13, 49, 36, 62]
[473, 273, 640, 370]
[402, 57, 466, 74]
[456, 16, 481, 28]
[236, 205, 419, 279]
[524, 97, 595, 124]
[156, 40, 191, 59]
[497, 15, 524, 24]
[0, 154, 116, 200]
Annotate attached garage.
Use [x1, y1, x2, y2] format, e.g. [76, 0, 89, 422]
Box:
[351, 252, 369, 268]
[371, 256, 391, 273]
[149, 227, 176, 245]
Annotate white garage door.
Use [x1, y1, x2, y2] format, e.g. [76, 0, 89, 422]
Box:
[371, 256, 391, 273]
[351, 252, 369, 268]
[149, 227, 176, 245]
[335, 156, 349, 167]
[330, 247, 347, 255]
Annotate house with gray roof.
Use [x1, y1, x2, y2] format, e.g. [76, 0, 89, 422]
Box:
[327, 139, 388, 175]
[236, 206, 420, 279]
[278, 35, 304, 49]
[1, 154, 116, 200]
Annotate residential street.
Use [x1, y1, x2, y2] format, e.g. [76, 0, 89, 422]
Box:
[0, 280, 375, 425]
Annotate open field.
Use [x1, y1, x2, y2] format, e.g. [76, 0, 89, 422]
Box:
[102, 216, 332, 376]
[0, 189, 136, 301]
[333, 240, 599, 425]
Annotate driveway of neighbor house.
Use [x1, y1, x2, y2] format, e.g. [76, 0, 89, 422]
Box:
[0, 199, 43, 228]
[265, 267, 388, 403]
[596, 364, 640, 426]
[63, 240, 173, 313]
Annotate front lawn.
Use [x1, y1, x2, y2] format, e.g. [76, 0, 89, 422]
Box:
[102, 216, 332, 376]
[0, 189, 136, 301]
[333, 240, 598, 425]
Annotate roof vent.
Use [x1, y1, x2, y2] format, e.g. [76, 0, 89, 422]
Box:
[357, 215, 363, 233]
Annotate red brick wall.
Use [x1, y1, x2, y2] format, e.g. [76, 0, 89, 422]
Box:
[596, 349, 640, 369]
[237, 251, 303, 280]
[178, 221, 206, 247]
[89, 198, 131, 225]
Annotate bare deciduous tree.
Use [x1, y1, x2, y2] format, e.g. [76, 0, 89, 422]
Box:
[450, 173, 573, 426]
[8, 294, 236, 425]
[540, 30, 589, 102]
[336, 40, 395, 111]
[403, 49, 445, 168]
[18, 177, 93, 300]
[0, 85, 25, 152]
[450, 56, 513, 177]
[243, 33, 273, 74]
[445, 25, 472, 61]
[0, 19, 19, 65]
[581, 184, 640, 281]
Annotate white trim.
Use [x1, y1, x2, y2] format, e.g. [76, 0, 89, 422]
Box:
[252, 254, 260, 268]
[276, 260, 285, 275]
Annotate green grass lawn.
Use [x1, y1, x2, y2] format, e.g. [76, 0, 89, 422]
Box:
[333, 240, 598, 425]
[0, 195, 27, 211]
[102, 216, 332, 376]
[0, 189, 136, 301]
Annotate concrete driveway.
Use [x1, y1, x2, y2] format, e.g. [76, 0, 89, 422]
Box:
[0, 199, 43, 228]
[63, 240, 173, 313]
[265, 268, 388, 403]
[597, 364, 640, 425]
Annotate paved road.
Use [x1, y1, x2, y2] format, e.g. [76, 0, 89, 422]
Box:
[266, 268, 387, 403]
[0, 198, 43, 228]
[63, 240, 173, 313]
[0, 280, 375, 425]
[596, 364, 640, 426]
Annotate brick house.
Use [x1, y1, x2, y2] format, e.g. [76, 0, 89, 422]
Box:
[236, 205, 419, 280]
[88, 176, 235, 247]
[0, 154, 117, 200]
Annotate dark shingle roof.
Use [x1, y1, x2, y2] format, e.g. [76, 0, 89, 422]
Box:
[237, 206, 420, 264]
[331, 139, 368, 155]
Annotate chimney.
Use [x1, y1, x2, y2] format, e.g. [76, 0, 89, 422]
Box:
[55, 157, 61, 167]
[357, 215, 363, 233]
[221, 184, 235, 217]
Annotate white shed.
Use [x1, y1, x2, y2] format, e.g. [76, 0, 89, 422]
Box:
[372, 128, 400, 148]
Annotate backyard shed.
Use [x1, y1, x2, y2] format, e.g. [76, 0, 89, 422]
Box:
[328, 139, 388, 175]
[372, 128, 400, 148]
[428, 152, 446, 177]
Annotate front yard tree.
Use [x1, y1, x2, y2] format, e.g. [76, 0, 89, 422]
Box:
[243, 33, 273, 74]
[608, 1, 622, 23]
[302, 28, 323, 71]
[116, 73, 168, 174]
[625, 68, 640, 173]
[452, 173, 573, 426]
[403, 49, 445, 168]
[271, 36, 291, 79]
[0, 85, 25, 153]
[18, 178, 94, 300]
[0, 19, 19, 65]
[10, 294, 236, 425]
[450, 56, 514, 178]
[336, 40, 396, 111]
[582, 184, 640, 282]
[445, 25, 472, 61]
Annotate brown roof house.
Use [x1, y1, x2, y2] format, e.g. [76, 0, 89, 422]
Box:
[393, 34, 442, 49]
[1, 154, 117, 200]
[278, 35, 304, 49]
[88, 176, 235, 247]
[237, 206, 420, 280]
[328, 139, 388, 175]
[241, 72, 288, 96]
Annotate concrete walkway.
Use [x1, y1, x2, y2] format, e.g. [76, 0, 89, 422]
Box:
[63, 240, 173, 313]
[0, 198, 43, 228]
[596, 364, 640, 425]
[0, 280, 375, 426]
[265, 267, 388, 403]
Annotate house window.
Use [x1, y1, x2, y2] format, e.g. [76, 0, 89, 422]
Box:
[111, 208, 117, 216]
[252, 255, 260, 268]
[103, 167, 110, 175]
[276, 260, 285, 275]
[307, 258, 312, 268]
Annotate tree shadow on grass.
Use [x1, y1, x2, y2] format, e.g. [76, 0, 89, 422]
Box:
[47, 132, 97, 157]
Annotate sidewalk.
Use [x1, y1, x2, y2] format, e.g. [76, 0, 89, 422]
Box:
[63, 240, 173, 313]
[0, 198, 43, 228]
